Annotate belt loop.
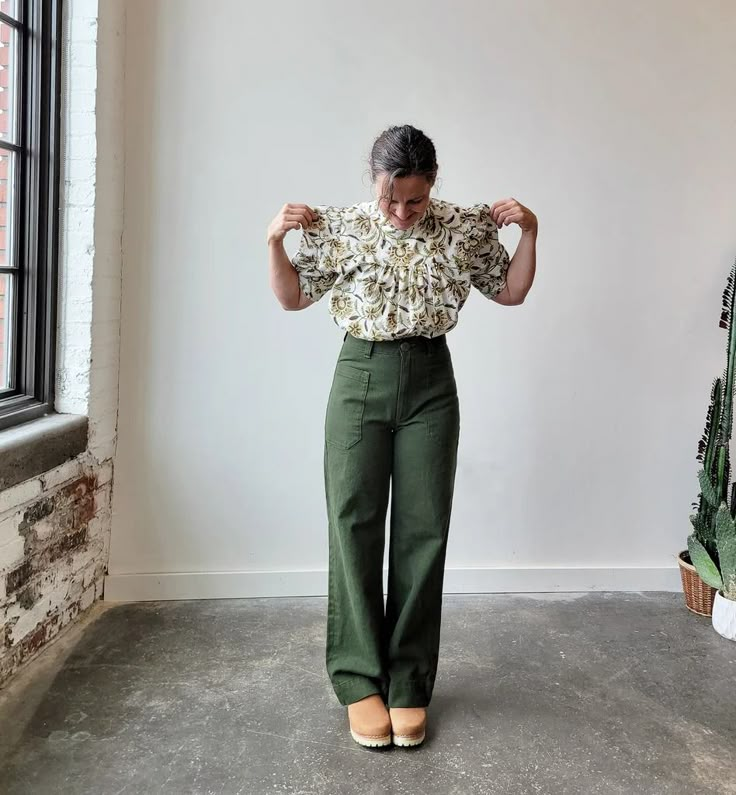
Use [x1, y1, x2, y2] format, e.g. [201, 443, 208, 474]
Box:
[363, 340, 374, 358]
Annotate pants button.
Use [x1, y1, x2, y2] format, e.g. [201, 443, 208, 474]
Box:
[400, 342, 411, 351]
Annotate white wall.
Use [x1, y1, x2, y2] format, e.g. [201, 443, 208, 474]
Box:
[106, 0, 736, 599]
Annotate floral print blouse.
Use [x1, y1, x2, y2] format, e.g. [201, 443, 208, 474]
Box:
[290, 197, 510, 341]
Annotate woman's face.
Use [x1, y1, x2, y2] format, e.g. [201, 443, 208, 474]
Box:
[374, 173, 432, 230]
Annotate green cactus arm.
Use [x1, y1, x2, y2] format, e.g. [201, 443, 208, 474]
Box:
[714, 262, 736, 504]
[716, 444, 730, 503]
[698, 468, 720, 509]
[692, 378, 721, 528]
[719, 261, 736, 442]
[687, 533, 723, 590]
[701, 378, 722, 479]
[715, 502, 736, 599]
[689, 513, 708, 539]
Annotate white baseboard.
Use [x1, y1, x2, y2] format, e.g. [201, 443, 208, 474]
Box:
[103, 566, 684, 602]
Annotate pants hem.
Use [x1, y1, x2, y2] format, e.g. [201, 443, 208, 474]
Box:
[331, 675, 388, 706]
[387, 676, 435, 708]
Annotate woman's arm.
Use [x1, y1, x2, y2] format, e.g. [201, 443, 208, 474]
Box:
[268, 239, 313, 311]
[267, 203, 317, 310]
[489, 198, 538, 306]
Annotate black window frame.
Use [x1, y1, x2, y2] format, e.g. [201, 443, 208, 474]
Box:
[0, 0, 63, 432]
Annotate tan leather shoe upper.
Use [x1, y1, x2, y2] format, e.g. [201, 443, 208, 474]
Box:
[347, 694, 391, 738]
[389, 706, 427, 737]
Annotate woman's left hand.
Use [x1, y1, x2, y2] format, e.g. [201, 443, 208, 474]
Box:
[490, 198, 538, 235]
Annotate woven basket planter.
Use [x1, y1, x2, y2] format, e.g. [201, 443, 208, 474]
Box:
[678, 549, 717, 616]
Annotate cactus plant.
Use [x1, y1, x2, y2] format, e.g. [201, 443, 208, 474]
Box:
[688, 502, 736, 600]
[689, 259, 736, 574]
[688, 498, 736, 640]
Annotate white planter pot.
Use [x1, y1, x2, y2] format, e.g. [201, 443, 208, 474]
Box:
[712, 591, 736, 641]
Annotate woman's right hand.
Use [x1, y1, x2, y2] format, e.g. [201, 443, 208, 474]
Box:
[267, 203, 318, 245]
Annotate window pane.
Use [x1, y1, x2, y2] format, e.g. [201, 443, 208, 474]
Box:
[0, 148, 15, 267]
[0, 20, 18, 143]
[0, 272, 12, 390]
[0, 2, 18, 20]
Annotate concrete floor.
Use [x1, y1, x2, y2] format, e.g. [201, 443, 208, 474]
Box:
[0, 592, 734, 795]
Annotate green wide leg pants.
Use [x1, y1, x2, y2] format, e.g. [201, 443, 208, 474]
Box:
[324, 331, 460, 708]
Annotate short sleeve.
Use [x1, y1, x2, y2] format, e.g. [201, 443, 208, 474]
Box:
[290, 206, 340, 303]
[467, 203, 510, 299]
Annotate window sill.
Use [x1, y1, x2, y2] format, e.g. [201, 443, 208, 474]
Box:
[0, 413, 89, 492]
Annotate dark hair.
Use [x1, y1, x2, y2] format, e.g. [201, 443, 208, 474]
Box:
[368, 124, 438, 202]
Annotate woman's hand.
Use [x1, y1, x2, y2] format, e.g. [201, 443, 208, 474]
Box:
[490, 198, 537, 236]
[267, 203, 318, 245]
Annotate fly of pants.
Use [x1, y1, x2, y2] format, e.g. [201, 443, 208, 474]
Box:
[323, 332, 460, 708]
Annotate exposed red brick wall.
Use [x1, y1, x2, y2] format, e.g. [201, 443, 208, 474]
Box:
[1, 464, 112, 688]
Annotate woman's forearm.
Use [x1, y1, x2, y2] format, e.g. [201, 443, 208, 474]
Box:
[505, 229, 537, 303]
[269, 240, 301, 310]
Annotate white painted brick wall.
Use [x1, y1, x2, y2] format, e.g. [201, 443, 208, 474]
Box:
[0, 512, 23, 548]
[88, 0, 126, 466]
[0, 0, 126, 687]
[0, 536, 24, 579]
[0, 479, 43, 516]
[56, 0, 126, 460]
[56, 0, 98, 417]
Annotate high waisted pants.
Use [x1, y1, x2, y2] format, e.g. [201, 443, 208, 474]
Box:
[323, 330, 460, 708]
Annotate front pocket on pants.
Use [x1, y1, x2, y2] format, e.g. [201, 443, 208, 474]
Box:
[325, 362, 370, 449]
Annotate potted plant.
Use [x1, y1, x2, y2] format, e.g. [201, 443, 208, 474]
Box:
[687, 502, 736, 640]
[679, 260, 736, 616]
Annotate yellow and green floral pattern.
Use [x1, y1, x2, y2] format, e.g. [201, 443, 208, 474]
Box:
[291, 198, 510, 340]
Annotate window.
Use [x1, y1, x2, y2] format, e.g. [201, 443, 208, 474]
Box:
[0, 0, 62, 432]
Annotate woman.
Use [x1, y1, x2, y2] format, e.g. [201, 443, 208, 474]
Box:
[267, 124, 537, 749]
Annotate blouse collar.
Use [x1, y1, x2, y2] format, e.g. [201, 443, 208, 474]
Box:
[370, 198, 435, 239]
